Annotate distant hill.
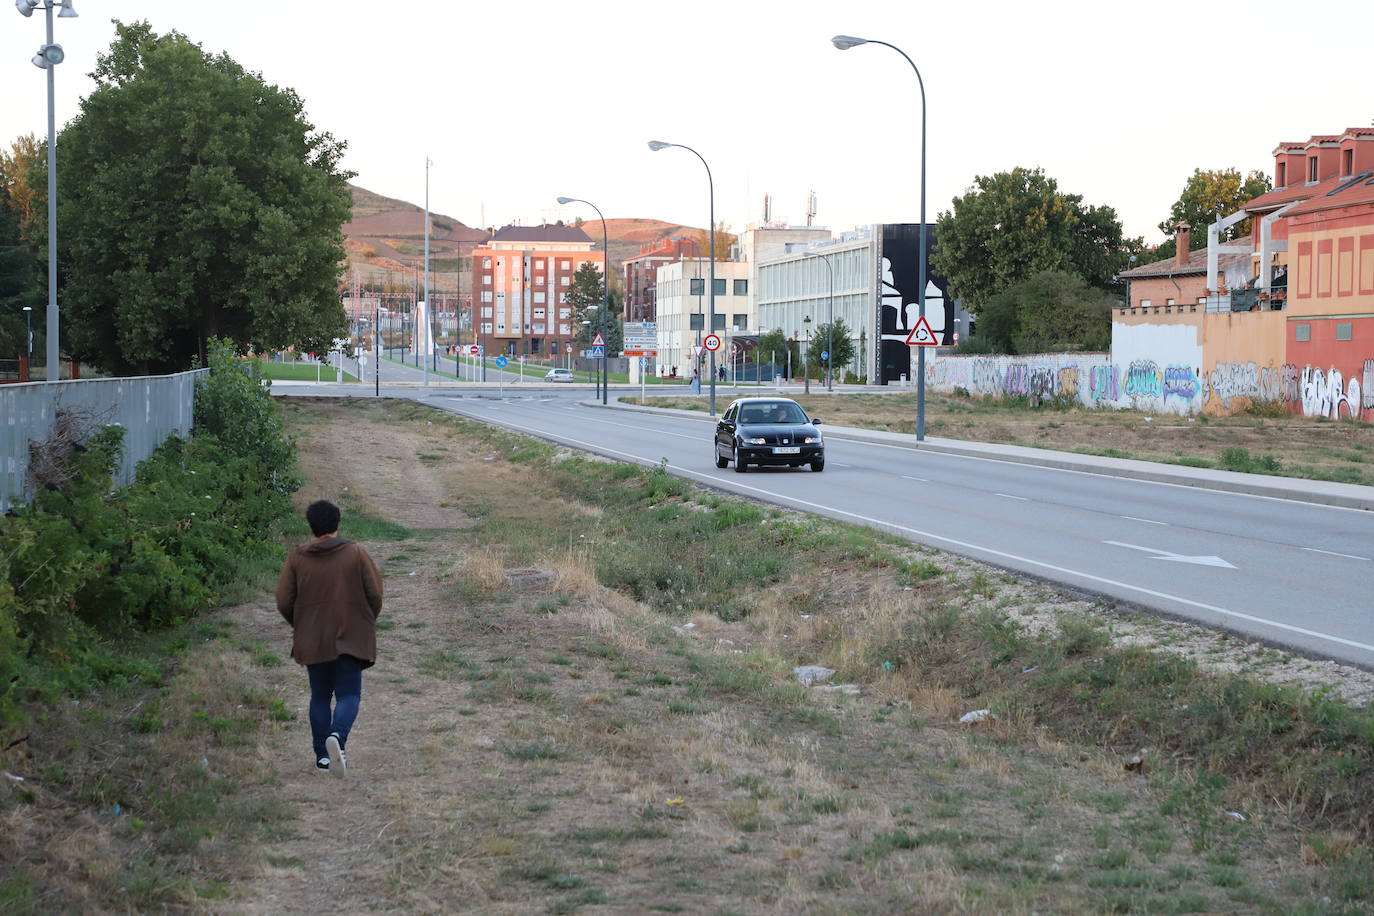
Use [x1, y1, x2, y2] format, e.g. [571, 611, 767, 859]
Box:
[341, 185, 717, 295]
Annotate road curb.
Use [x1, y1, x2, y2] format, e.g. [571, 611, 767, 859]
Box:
[587, 397, 1374, 512]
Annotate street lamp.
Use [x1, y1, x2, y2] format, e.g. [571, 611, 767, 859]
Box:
[22, 305, 33, 371]
[17, 0, 77, 381]
[557, 197, 610, 404]
[648, 139, 719, 417]
[803, 251, 835, 390]
[802, 315, 812, 395]
[833, 33, 928, 438]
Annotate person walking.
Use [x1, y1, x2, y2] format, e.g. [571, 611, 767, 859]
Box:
[277, 500, 384, 774]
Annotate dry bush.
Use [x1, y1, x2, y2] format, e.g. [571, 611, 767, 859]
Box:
[445, 546, 508, 593]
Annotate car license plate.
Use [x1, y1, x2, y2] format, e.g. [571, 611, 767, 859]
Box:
[773, 446, 800, 454]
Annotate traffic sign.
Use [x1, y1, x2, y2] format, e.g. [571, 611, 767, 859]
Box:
[904, 316, 940, 347]
[703, 334, 722, 352]
[591, 332, 606, 347]
[590, 346, 605, 359]
[494, 355, 509, 368]
[623, 349, 656, 357]
[467, 344, 484, 356]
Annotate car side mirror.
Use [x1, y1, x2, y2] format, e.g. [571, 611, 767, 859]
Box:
[810, 418, 822, 425]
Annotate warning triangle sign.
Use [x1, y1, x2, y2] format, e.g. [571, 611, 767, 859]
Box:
[904, 315, 940, 347]
[591, 332, 606, 347]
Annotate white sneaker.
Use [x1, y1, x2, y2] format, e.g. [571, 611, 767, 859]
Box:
[316, 756, 330, 772]
[326, 733, 347, 774]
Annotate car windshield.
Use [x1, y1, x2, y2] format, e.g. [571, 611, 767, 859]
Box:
[738, 403, 808, 425]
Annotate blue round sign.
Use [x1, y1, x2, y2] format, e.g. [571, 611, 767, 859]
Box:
[821, 350, 829, 361]
[494, 355, 509, 368]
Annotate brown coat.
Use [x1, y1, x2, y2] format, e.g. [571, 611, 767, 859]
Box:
[276, 537, 384, 668]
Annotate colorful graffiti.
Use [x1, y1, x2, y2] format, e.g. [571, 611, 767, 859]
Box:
[924, 353, 1371, 422]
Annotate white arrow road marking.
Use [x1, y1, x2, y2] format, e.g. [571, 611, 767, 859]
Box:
[1104, 540, 1236, 568]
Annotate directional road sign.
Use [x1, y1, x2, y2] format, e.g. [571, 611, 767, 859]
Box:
[494, 355, 509, 368]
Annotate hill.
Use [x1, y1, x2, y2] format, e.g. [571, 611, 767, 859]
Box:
[341, 185, 718, 297]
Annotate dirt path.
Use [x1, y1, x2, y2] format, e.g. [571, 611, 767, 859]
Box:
[214, 400, 1337, 913]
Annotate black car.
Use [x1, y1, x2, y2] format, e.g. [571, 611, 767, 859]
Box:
[714, 397, 824, 473]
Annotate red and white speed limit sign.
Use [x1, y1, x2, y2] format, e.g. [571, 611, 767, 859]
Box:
[703, 334, 722, 352]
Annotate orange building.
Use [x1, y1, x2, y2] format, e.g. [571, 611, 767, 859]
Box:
[470, 225, 604, 358]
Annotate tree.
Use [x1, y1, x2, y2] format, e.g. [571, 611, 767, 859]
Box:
[931, 166, 1133, 316]
[972, 270, 1112, 355]
[56, 22, 353, 375]
[566, 261, 622, 354]
[755, 328, 789, 370]
[806, 317, 855, 379]
[1157, 168, 1271, 247]
[0, 141, 42, 356]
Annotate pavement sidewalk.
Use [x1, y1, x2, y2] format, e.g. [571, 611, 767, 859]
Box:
[594, 397, 1374, 512]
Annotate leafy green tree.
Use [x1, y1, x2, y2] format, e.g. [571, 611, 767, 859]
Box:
[56, 22, 353, 375]
[1157, 168, 1272, 248]
[932, 166, 1133, 315]
[806, 317, 855, 378]
[972, 270, 1112, 355]
[754, 328, 789, 371]
[567, 261, 622, 354]
[0, 136, 44, 356]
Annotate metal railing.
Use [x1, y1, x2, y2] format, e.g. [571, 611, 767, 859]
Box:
[1, 369, 205, 512]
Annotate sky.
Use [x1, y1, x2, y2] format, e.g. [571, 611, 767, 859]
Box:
[3, 0, 1371, 246]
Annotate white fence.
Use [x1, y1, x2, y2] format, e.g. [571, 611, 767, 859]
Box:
[0, 369, 205, 512]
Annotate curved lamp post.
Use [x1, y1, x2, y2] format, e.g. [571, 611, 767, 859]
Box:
[557, 197, 610, 404]
[648, 139, 718, 417]
[17, 0, 78, 381]
[803, 250, 835, 390]
[833, 33, 928, 438]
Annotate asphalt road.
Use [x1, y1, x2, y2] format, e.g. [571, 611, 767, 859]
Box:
[277, 382, 1374, 669]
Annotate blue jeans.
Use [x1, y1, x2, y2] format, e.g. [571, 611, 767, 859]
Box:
[306, 654, 363, 759]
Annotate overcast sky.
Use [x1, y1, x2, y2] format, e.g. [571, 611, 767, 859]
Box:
[3, 0, 1370, 245]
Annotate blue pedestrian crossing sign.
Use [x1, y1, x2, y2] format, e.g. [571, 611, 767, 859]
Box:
[590, 346, 605, 359]
[494, 355, 509, 368]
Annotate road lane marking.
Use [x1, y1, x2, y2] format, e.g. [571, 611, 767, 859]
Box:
[1303, 547, 1371, 561]
[1104, 540, 1236, 568]
[902, 475, 928, 482]
[996, 493, 1028, 501]
[1121, 516, 1168, 526]
[433, 407, 1374, 659]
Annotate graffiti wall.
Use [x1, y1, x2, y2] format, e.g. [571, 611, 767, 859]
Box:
[926, 351, 1369, 421]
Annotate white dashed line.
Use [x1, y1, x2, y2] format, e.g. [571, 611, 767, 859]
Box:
[1303, 547, 1371, 561]
[996, 493, 1029, 501]
[1121, 515, 1168, 526]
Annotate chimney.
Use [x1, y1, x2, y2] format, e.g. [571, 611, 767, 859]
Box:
[1174, 222, 1191, 266]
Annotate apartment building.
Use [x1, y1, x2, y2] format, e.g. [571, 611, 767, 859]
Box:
[470, 225, 604, 358]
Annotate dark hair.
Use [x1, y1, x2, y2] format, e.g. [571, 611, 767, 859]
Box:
[306, 500, 341, 537]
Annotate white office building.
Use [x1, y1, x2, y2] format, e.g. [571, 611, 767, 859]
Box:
[653, 259, 752, 376]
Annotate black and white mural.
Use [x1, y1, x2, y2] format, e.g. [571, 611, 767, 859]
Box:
[876, 224, 954, 385]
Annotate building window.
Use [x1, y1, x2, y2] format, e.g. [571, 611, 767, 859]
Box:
[535, 276, 545, 286]
[481, 306, 492, 318]
[690, 278, 705, 296]
[1294, 323, 1310, 342]
[559, 308, 571, 319]
[560, 276, 570, 286]
[482, 257, 491, 268]
[560, 260, 570, 270]
[1344, 149, 1354, 176]
[1166, 298, 1176, 306]
[534, 308, 545, 319]
[558, 293, 567, 304]
[480, 291, 492, 303]
[1278, 161, 1287, 186]
[559, 323, 570, 335]
[483, 274, 491, 285]
[733, 279, 748, 296]
[534, 292, 546, 304]
[1335, 322, 1353, 341]
[535, 259, 545, 269]
[481, 322, 492, 334]
[1139, 298, 1152, 308]
[712, 278, 727, 295]
[1309, 157, 1319, 182]
[732, 314, 748, 330]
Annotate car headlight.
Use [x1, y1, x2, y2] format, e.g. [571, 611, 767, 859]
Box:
[803, 436, 822, 444]
[741, 437, 766, 445]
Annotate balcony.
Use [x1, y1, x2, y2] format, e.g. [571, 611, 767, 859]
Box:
[1203, 286, 1288, 314]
